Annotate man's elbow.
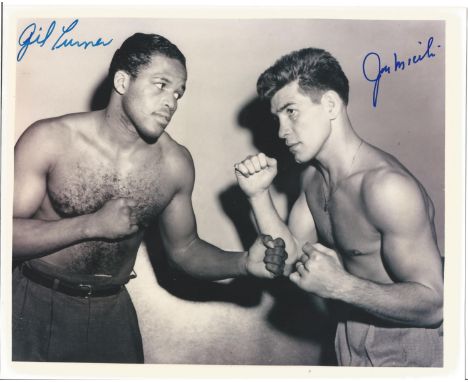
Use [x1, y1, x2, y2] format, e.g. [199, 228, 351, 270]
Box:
[165, 238, 198, 273]
[166, 248, 188, 272]
[421, 291, 443, 328]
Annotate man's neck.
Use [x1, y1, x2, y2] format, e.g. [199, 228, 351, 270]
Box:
[314, 114, 364, 188]
[99, 100, 147, 154]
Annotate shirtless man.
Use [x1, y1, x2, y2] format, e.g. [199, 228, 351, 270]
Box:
[235, 48, 444, 367]
[12, 33, 285, 363]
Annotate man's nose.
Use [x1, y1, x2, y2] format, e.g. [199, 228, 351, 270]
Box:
[163, 93, 177, 112]
[278, 122, 289, 139]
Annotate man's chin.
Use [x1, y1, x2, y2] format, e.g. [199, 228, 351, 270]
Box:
[293, 153, 306, 164]
[139, 126, 166, 143]
[293, 150, 317, 164]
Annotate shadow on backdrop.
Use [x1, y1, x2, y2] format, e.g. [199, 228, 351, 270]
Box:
[90, 75, 113, 111]
[218, 96, 305, 252]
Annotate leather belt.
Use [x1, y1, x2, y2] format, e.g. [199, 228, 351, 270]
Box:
[20, 264, 126, 298]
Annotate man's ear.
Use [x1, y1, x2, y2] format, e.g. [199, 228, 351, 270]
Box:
[320, 90, 342, 120]
[113, 70, 131, 95]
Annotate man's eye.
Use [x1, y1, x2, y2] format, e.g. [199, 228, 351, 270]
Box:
[174, 92, 181, 100]
[155, 83, 165, 90]
[287, 109, 297, 118]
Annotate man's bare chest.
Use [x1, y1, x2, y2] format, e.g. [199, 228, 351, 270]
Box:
[47, 159, 170, 227]
[306, 182, 381, 256]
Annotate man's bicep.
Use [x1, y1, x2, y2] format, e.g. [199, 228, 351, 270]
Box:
[288, 192, 317, 245]
[366, 173, 443, 290]
[159, 185, 198, 256]
[158, 146, 200, 259]
[13, 124, 53, 218]
[381, 228, 443, 291]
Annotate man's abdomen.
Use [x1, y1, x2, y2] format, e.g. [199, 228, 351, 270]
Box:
[30, 236, 141, 281]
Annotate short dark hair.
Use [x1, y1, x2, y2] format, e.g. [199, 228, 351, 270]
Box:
[257, 48, 349, 105]
[109, 33, 186, 79]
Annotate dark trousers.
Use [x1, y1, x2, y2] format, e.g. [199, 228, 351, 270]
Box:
[12, 267, 144, 363]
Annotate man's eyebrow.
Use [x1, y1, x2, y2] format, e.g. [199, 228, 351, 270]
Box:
[274, 102, 294, 114]
[150, 75, 170, 82]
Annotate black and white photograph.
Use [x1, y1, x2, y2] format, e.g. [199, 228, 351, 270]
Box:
[0, 4, 465, 380]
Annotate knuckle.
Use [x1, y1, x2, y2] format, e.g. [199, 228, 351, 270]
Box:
[303, 242, 314, 252]
[266, 263, 278, 272]
[266, 255, 278, 264]
[275, 238, 285, 247]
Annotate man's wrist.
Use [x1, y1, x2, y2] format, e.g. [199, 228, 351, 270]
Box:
[328, 271, 355, 301]
[247, 189, 270, 204]
[80, 214, 97, 240]
[238, 251, 249, 277]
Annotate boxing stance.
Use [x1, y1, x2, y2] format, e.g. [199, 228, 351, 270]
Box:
[12, 33, 286, 363]
[235, 47, 443, 367]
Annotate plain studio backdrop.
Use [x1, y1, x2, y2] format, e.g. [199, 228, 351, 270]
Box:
[14, 18, 444, 365]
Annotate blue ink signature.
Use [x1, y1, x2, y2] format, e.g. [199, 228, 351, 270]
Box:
[362, 36, 441, 107]
[17, 19, 113, 62]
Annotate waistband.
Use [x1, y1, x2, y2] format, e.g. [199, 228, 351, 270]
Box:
[20, 263, 132, 298]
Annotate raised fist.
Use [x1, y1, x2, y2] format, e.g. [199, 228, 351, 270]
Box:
[234, 153, 277, 198]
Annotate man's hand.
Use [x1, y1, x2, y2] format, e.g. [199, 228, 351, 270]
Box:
[289, 242, 348, 298]
[88, 198, 140, 239]
[246, 234, 287, 279]
[235, 153, 277, 198]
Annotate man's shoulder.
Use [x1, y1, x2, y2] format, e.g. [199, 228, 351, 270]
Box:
[361, 164, 427, 229]
[159, 134, 193, 165]
[359, 144, 419, 196]
[17, 112, 97, 147]
[157, 134, 195, 185]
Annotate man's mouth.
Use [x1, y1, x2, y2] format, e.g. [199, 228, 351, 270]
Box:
[154, 112, 171, 122]
[287, 142, 300, 150]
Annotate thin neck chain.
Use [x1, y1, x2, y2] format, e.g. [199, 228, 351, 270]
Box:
[322, 140, 364, 212]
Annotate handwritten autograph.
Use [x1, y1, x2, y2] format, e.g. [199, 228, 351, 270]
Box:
[17, 19, 113, 62]
[362, 37, 441, 107]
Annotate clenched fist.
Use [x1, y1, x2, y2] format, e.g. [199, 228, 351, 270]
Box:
[289, 242, 347, 299]
[235, 153, 277, 198]
[246, 234, 288, 278]
[90, 198, 140, 240]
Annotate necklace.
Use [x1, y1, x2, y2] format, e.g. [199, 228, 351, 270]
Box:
[322, 140, 364, 212]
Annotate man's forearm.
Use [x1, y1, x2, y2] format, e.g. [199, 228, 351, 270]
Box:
[333, 274, 443, 327]
[167, 237, 248, 280]
[13, 216, 93, 260]
[249, 190, 298, 257]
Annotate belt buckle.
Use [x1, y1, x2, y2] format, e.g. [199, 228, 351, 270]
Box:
[78, 283, 93, 297]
